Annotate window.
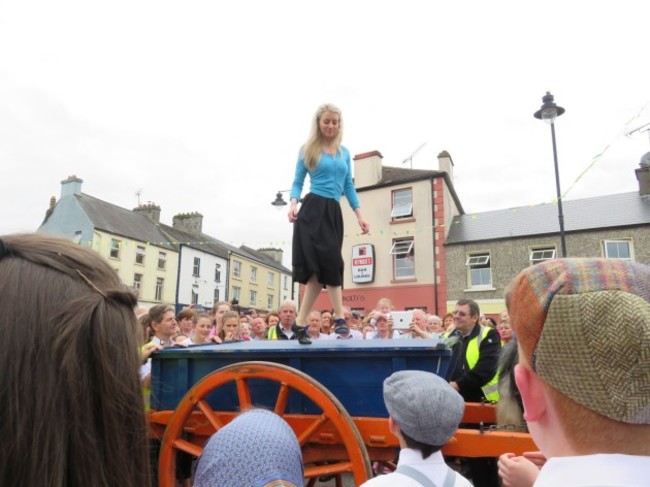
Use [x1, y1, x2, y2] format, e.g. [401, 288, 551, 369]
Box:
[73, 231, 82, 244]
[283, 276, 289, 290]
[250, 266, 257, 283]
[267, 272, 274, 287]
[158, 252, 167, 269]
[232, 286, 241, 301]
[249, 290, 257, 306]
[214, 264, 221, 282]
[267, 295, 274, 309]
[133, 273, 142, 293]
[391, 188, 413, 220]
[155, 278, 164, 301]
[233, 261, 242, 279]
[191, 290, 199, 305]
[390, 238, 415, 279]
[466, 253, 491, 288]
[135, 246, 145, 265]
[213, 288, 220, 303]
[530, 247, 556, 265]
[110, 239, 120, 259]
[193, 257, 201, 277]
[604, 240, 632, 260]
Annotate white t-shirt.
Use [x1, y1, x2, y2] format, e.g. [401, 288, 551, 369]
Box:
[361, 449, 471, 487]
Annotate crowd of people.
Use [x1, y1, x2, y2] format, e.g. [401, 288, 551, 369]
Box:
[4, 231, 649, 487]
[139, 298, 512, 349]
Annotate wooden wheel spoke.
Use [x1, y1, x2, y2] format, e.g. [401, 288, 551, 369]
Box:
[196, 399, 223, 431]
[236, 377, 251, 410]
[172, 438, 202, 457]
[274, 382, 290, 415]
[159, 361, 372, 487]
[304, 461, 353, 478]
[297, 414, 329, 446]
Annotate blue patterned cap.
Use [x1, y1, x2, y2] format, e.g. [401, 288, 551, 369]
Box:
[193, 409, 304, 487]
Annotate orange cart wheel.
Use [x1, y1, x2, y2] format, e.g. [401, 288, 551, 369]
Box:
[158, 361, 373, 486]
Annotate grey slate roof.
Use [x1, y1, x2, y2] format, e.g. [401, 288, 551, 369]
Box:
[356, 165, 465, 214]
[239, 245, 291, 273]
[158, 223, 230, 259]
[446, 192, 650, 244]
[75, 194, 176, 250]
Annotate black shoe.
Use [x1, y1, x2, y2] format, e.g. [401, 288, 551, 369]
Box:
[291, 323, 312, 345]
[333, 318, 349, 335]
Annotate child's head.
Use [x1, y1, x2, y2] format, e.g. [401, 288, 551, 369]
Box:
[193, 313, 213, 339]
[383, 371, 464, 458]
[376, 298, 394, 315]
[221, 311, 240, 338]
[239, 322, 251, 338]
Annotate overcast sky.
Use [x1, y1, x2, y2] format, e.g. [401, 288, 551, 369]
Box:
[1, 0, 648, 267]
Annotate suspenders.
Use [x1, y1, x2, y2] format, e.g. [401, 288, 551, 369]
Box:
[394, 465, 456, 487]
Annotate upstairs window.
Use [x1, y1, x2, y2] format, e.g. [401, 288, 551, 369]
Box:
[530, 247, 556, 265]
[135, 246, 145, 265]
[250, 266, 257, 283]
[192, 257, 201, 277]
[390, 238, 415, 279]
[466, 253, 491, 288]
[267, 272, 274, 287]
[215, 264, 222, 282]
[249, 290, 257, 306]
[233, 261, 242, 279]
[158, 252, 167, 270]
[110, 239, 120, 259]
[391, 188, 413, 220]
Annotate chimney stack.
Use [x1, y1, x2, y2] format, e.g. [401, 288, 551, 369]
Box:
[172, 212, 204, 234]
[636, 152, 650, 196]
[61, 175, 83, 198]
[257, 247, 284, 264]
[353, 151, 383, 188]
[437, 151, 454, 180]
[133, 202, 161, 223]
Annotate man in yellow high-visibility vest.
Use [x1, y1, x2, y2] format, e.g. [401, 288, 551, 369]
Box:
[448, 298, 501, 487]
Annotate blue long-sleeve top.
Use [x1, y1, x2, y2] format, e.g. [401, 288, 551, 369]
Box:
[290, 146, 360, 210]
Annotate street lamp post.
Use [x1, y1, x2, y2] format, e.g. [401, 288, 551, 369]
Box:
[534, 92, 567, 257]
[271, 190, 291, 210]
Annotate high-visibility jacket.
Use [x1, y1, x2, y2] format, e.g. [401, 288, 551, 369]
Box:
[466, 325, 500, 402]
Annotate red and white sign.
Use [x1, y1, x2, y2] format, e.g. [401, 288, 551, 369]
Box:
[351, 244, 375, 284]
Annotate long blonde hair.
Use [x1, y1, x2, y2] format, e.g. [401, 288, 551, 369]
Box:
[302, 103, 343, 171]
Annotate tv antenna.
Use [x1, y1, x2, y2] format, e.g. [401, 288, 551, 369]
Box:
[135, 189, 143, 206]
[626, 122, 650, 149]
[402, 142, 427, 169]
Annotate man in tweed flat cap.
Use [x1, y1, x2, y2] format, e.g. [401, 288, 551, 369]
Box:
[361, 370, 472, 487]
[502, 258, 650, 486]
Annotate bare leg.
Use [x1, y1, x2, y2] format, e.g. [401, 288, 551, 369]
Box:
[296, 275, 322, 326]
[326, 285, 343, 319]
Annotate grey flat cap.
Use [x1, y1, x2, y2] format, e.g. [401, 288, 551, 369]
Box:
[384, 370, 464, 446]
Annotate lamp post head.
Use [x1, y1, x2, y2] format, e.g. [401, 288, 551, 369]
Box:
[534, 91, 565, 125]
[271, 191, 288, 210]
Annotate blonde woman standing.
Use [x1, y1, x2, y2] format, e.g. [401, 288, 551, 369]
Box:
[288, 103, 369, 342]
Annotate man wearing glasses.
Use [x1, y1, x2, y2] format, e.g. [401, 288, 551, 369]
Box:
[448, 298, 501, 487]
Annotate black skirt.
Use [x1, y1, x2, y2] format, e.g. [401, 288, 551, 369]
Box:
[292, 193, 344, 286]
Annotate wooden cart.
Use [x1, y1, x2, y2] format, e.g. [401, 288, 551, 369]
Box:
[148, 339, 535, 486]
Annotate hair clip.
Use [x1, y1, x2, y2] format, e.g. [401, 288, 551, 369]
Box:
[75, 269, 107, 298]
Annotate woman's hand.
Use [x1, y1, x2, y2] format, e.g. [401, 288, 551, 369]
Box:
[288, 200, 298, 223]
[357, 217, 370, 234]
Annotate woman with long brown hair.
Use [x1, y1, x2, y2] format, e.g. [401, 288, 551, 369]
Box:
[0, 234, 150, 486]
